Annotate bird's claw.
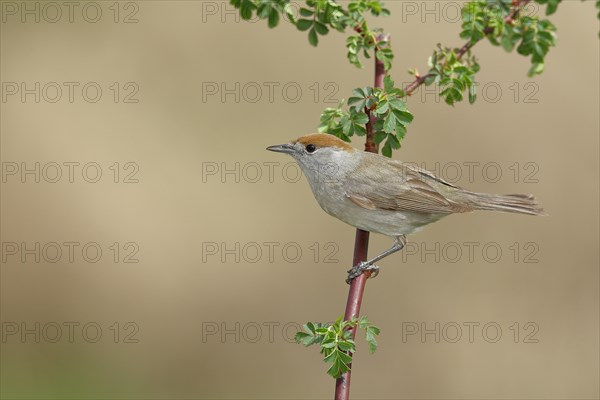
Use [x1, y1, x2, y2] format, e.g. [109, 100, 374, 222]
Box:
[346, 262, 380, 284]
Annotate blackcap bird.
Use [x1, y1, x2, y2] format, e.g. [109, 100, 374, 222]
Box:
[267, 133, 544, 283]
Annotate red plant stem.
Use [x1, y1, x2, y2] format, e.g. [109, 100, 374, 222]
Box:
[334, 230, 370, 399]
[334, 33, 388, 400]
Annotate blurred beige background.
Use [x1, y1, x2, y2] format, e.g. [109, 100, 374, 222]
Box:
[1, 0, 598, 399]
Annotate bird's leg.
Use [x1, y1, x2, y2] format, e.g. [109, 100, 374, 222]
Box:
[346, 235, 407, 284]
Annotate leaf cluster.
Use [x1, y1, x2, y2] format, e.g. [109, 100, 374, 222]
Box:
[459, 0, 557, 76]
[424, 45, 481, 105]
[318, 76, 413, 157]
[295, 316, 380, 379]
[510, 16, 557, 76]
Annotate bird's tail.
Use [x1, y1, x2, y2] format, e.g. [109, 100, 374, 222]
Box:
[464, 192, 545, 216]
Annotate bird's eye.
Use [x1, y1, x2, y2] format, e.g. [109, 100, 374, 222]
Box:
[305, 144, 317, 153]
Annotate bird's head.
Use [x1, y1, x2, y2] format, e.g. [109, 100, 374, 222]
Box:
[266, 133, 357, 175]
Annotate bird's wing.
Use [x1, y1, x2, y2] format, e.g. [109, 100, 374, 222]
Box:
[345, 157, 468, 214]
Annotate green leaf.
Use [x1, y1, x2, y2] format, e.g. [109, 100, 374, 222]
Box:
[375, 99, 389, 115]
[348, 98, 367, 112]
[308, 27, 319, 46]
[366, 325, 380, 335]
[501, 33, 516, 52]
[395, 122, 406, 141]
[352, 111, 370, 125]
[364, 325, 380, 353]
[376, 48, 393, 71]
[341, 114, 352, 134]
[337, 340, 355, 352]
[392, 109, 413, 124]
[322, 348, 337, 363]
[424, 74, 437, 86]
[295, 331, 310, 342]
[338, 349, 353, 364]
[326, 357, 346, 378]
[373, 131, 387, 144]
[314, 21, 329, 35]
[324, 347, 353, 378]
[382, 141, 392, 158]
[383, 75, 395, 92]
[257, 3, 270, 19]
[468, 84, 477, 104]
[383, 112, 395, 133]
[538, 0, 561, 15]
[440, 83, 463, 105]
[283, 3, 297, 23]
[366, 335, 378, 354]
[388, 98, 407, 111]
[268, 9, 279, 28]
[387, 133, 401, 149]
[527, 62, 545, 77]
[352, 87, 366, 98]
[357, 316, 369, 328]
[240, 2, 254, 20]
[451, 77, 465, 91]
[299, 7, 314, 17]
[296, 19, 313, 31]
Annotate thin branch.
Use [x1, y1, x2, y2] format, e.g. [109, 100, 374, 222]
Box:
[334, 229, 370, 400]
[334, 33, 388, 400]
[403, 0, 531, 96]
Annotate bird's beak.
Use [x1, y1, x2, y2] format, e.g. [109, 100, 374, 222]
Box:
[266, 143, 295, 154]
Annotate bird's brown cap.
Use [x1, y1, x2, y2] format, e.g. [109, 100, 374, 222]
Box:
[293, 133, 355, 152]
